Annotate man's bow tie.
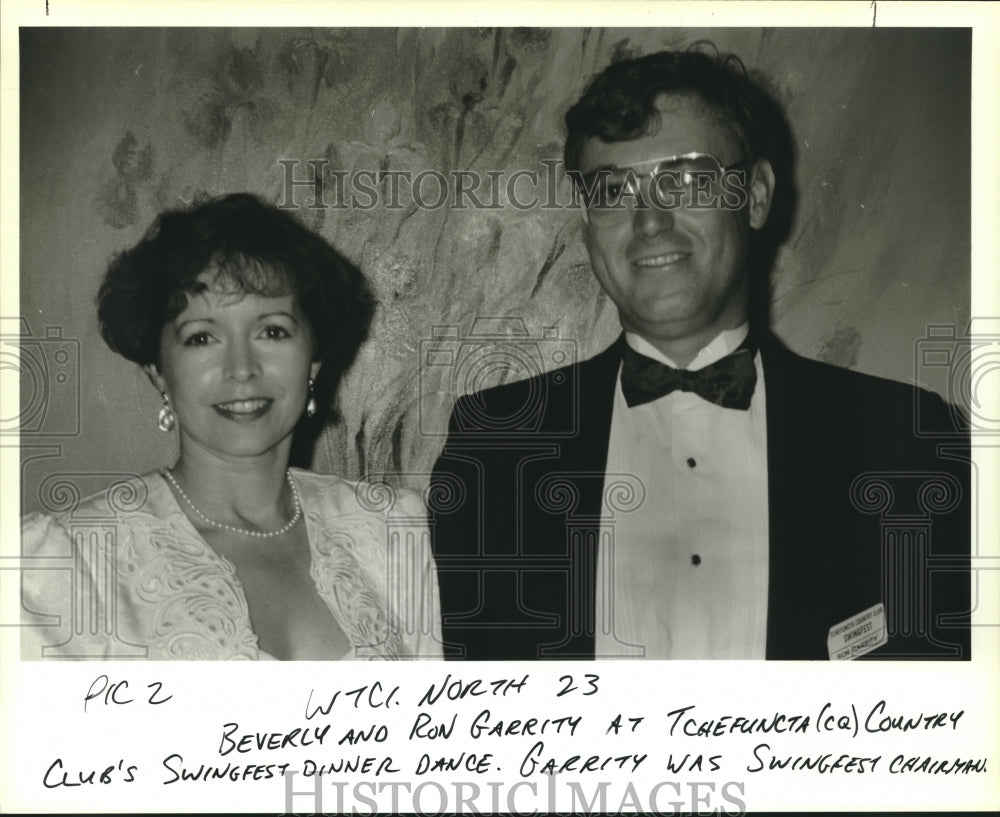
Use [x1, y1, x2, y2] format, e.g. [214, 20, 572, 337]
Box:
[620, 342, 758, 410]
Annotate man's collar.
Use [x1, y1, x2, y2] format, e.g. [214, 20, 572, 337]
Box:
[624, 324, 751, 371]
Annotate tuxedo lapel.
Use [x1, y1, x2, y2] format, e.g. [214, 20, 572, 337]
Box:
[760, 340, 806, 656]
[531, 336, 622, 658]
[760, 337, 843, 659]
[559, 336, 624, 514]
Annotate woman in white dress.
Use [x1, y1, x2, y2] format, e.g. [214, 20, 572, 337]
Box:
[21, 193, 442, 660]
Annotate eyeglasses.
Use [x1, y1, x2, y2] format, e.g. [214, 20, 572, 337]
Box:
[572, 152, 752, 222]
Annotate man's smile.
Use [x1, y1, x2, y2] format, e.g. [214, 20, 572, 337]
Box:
[632, 251, 690, 268]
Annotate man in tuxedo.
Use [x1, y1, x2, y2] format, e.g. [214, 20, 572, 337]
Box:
[428, 48, 971, 660]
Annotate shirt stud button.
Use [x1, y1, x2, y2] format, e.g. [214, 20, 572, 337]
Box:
[691, 554, 702, 566]
[686, 457, 697, 468]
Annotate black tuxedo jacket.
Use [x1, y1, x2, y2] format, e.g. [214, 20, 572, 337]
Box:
[428, 335, 971, 660]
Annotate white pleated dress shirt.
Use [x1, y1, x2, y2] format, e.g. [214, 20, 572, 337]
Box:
[595, 325, 770, 659]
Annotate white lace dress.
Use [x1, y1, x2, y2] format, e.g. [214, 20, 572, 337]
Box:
[20, 469, 442, 660]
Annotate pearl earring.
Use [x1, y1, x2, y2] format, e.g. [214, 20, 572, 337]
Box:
[306, 377, 317, 418]
[157, 392, 176, 432]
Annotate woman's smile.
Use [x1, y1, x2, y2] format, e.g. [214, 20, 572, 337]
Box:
[212, 397, 274, 421]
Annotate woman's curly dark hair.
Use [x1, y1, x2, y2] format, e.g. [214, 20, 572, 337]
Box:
[97, 192, 376, 462]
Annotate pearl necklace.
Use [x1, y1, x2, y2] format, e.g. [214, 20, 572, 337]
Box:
[163, 468, 302, 539]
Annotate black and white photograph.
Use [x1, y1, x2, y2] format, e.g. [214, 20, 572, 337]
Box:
[2, 1, 998, 814]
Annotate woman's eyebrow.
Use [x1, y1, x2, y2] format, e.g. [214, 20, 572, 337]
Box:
[174, 316, 216, 330]
[256, 310, 299, 322]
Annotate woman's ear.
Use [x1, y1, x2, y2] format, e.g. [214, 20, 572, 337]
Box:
[309, 360, 322, 381]
[143, 363, 167, 395]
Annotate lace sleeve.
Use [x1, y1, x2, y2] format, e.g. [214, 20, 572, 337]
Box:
[20, 513, 68, 659]
[19, 512, 121, 660]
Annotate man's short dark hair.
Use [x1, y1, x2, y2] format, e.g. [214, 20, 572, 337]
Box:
[564, 45, 778, 174]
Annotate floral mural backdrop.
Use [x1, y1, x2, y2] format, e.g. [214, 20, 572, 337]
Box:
[17, 27, 970, 512]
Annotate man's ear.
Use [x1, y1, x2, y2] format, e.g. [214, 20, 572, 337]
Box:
[747, 158, 775, 230]
[143, 364, 167, 395]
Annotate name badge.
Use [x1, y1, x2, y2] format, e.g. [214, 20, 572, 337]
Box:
[827, 603, 887, 660]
